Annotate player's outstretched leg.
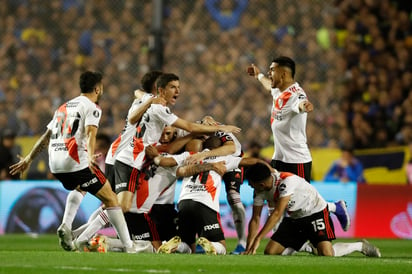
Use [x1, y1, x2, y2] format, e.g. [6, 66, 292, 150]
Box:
[333, 200, 351, 231]
[361, 239, 381, 257]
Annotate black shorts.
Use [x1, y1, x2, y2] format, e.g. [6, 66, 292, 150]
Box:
[271, 207, 336, 250]
[271, 160, 312, 183]
[105, 163, 115, 192]
[114, 160, 140, 194]
[124, 212, 160, 241]
[177, 200, 224, 245]
[149, 204, 178, 241]
[53, 167, 106, 195]
[222, 168, 244, 205]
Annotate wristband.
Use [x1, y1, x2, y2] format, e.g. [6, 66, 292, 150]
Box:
[257, 73, 264, 81]
[154, 156, 161, 165]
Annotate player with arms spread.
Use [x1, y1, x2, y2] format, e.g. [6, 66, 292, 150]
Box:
[10, 71, 138, 253]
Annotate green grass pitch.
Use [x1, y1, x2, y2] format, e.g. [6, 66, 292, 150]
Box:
[0, 234, 411, 274]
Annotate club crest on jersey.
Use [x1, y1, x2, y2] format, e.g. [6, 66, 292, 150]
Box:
[277, 98, 284, 108]
[93, 110, 100, 118]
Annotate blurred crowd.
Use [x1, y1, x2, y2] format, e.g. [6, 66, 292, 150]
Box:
[0, 0, 411, 154]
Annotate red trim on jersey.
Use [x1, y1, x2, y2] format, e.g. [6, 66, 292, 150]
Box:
[132, 136, 144, 160]
[111, 135, 122, 157]
[136, 172, 149, 208]
[129, 168, 139, 192]
[144, 213, 160, 241]
[279, 172, 294, 179]
[323, 207, 335, 239]
[64, 136, 80, 163]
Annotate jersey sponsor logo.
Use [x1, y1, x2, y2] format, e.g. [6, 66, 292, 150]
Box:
[51, 143, 68, 151]
[204, 223, 220, 231]
[81, 177, 98, 188]
[185, 184, 206, 192]
[132, 232, 150, 240]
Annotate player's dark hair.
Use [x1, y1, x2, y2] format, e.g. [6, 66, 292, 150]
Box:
[203, 136, 222, 150]
[156, 73, 179, 89]
[141, 70, 163, 93]
[245, 163, 271, 184]
[272, 56, 296, 78]
[79, 71, 103, 93]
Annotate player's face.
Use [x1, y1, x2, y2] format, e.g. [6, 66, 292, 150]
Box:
[95, 83, 104, 101]
[268, 62, 281, 89]
[161, 80, 180, 106]
[160, 126, 176, 144]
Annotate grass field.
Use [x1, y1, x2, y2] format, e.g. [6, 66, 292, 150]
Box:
[0, 234, 411, 274]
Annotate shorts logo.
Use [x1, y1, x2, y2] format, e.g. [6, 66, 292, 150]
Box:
[81, 177, 98, 188]
[115, 182, 127, 190]
[204, 223, 220, 231]
[132, 232, 150, 240]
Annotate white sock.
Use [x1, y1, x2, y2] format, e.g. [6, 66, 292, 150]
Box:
[75, 210, 109, 244]
[105, 207, 133, 249]
[231, 202, 246, 247]
[133, 240, 155, 253]
[106, 238, 125, 250]
[333, 242, 362, 257]
[176, 242, 192, 254]
[328, 202, 336, 213]
[72, 206, 104, 238]
[62, 190, 84, 229]
[211, 242, 226, 255]
[281, 247, 297, 255]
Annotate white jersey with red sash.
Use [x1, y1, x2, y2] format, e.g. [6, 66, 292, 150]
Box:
[130, 151, 190, 214]
[105, 94, 154, 165]
[178, 153, 242, 213]
[47, 95, 101, 173]
[270, 82, 312, 163]
[115, 104, 178, 170]
[253, 172, 327, 219]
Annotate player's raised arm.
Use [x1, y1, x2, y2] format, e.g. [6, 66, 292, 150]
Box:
[247, 64, 272, 91]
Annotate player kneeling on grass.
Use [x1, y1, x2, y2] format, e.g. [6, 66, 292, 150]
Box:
[244, 163, 381, 257]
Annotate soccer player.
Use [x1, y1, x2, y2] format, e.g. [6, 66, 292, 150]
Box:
[185, 116, 247, 254]
[9, 71, 138, 253]
[157, 136, 268, 255]
[244, 162, 381, 257]
[248, 56, 351, 232]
